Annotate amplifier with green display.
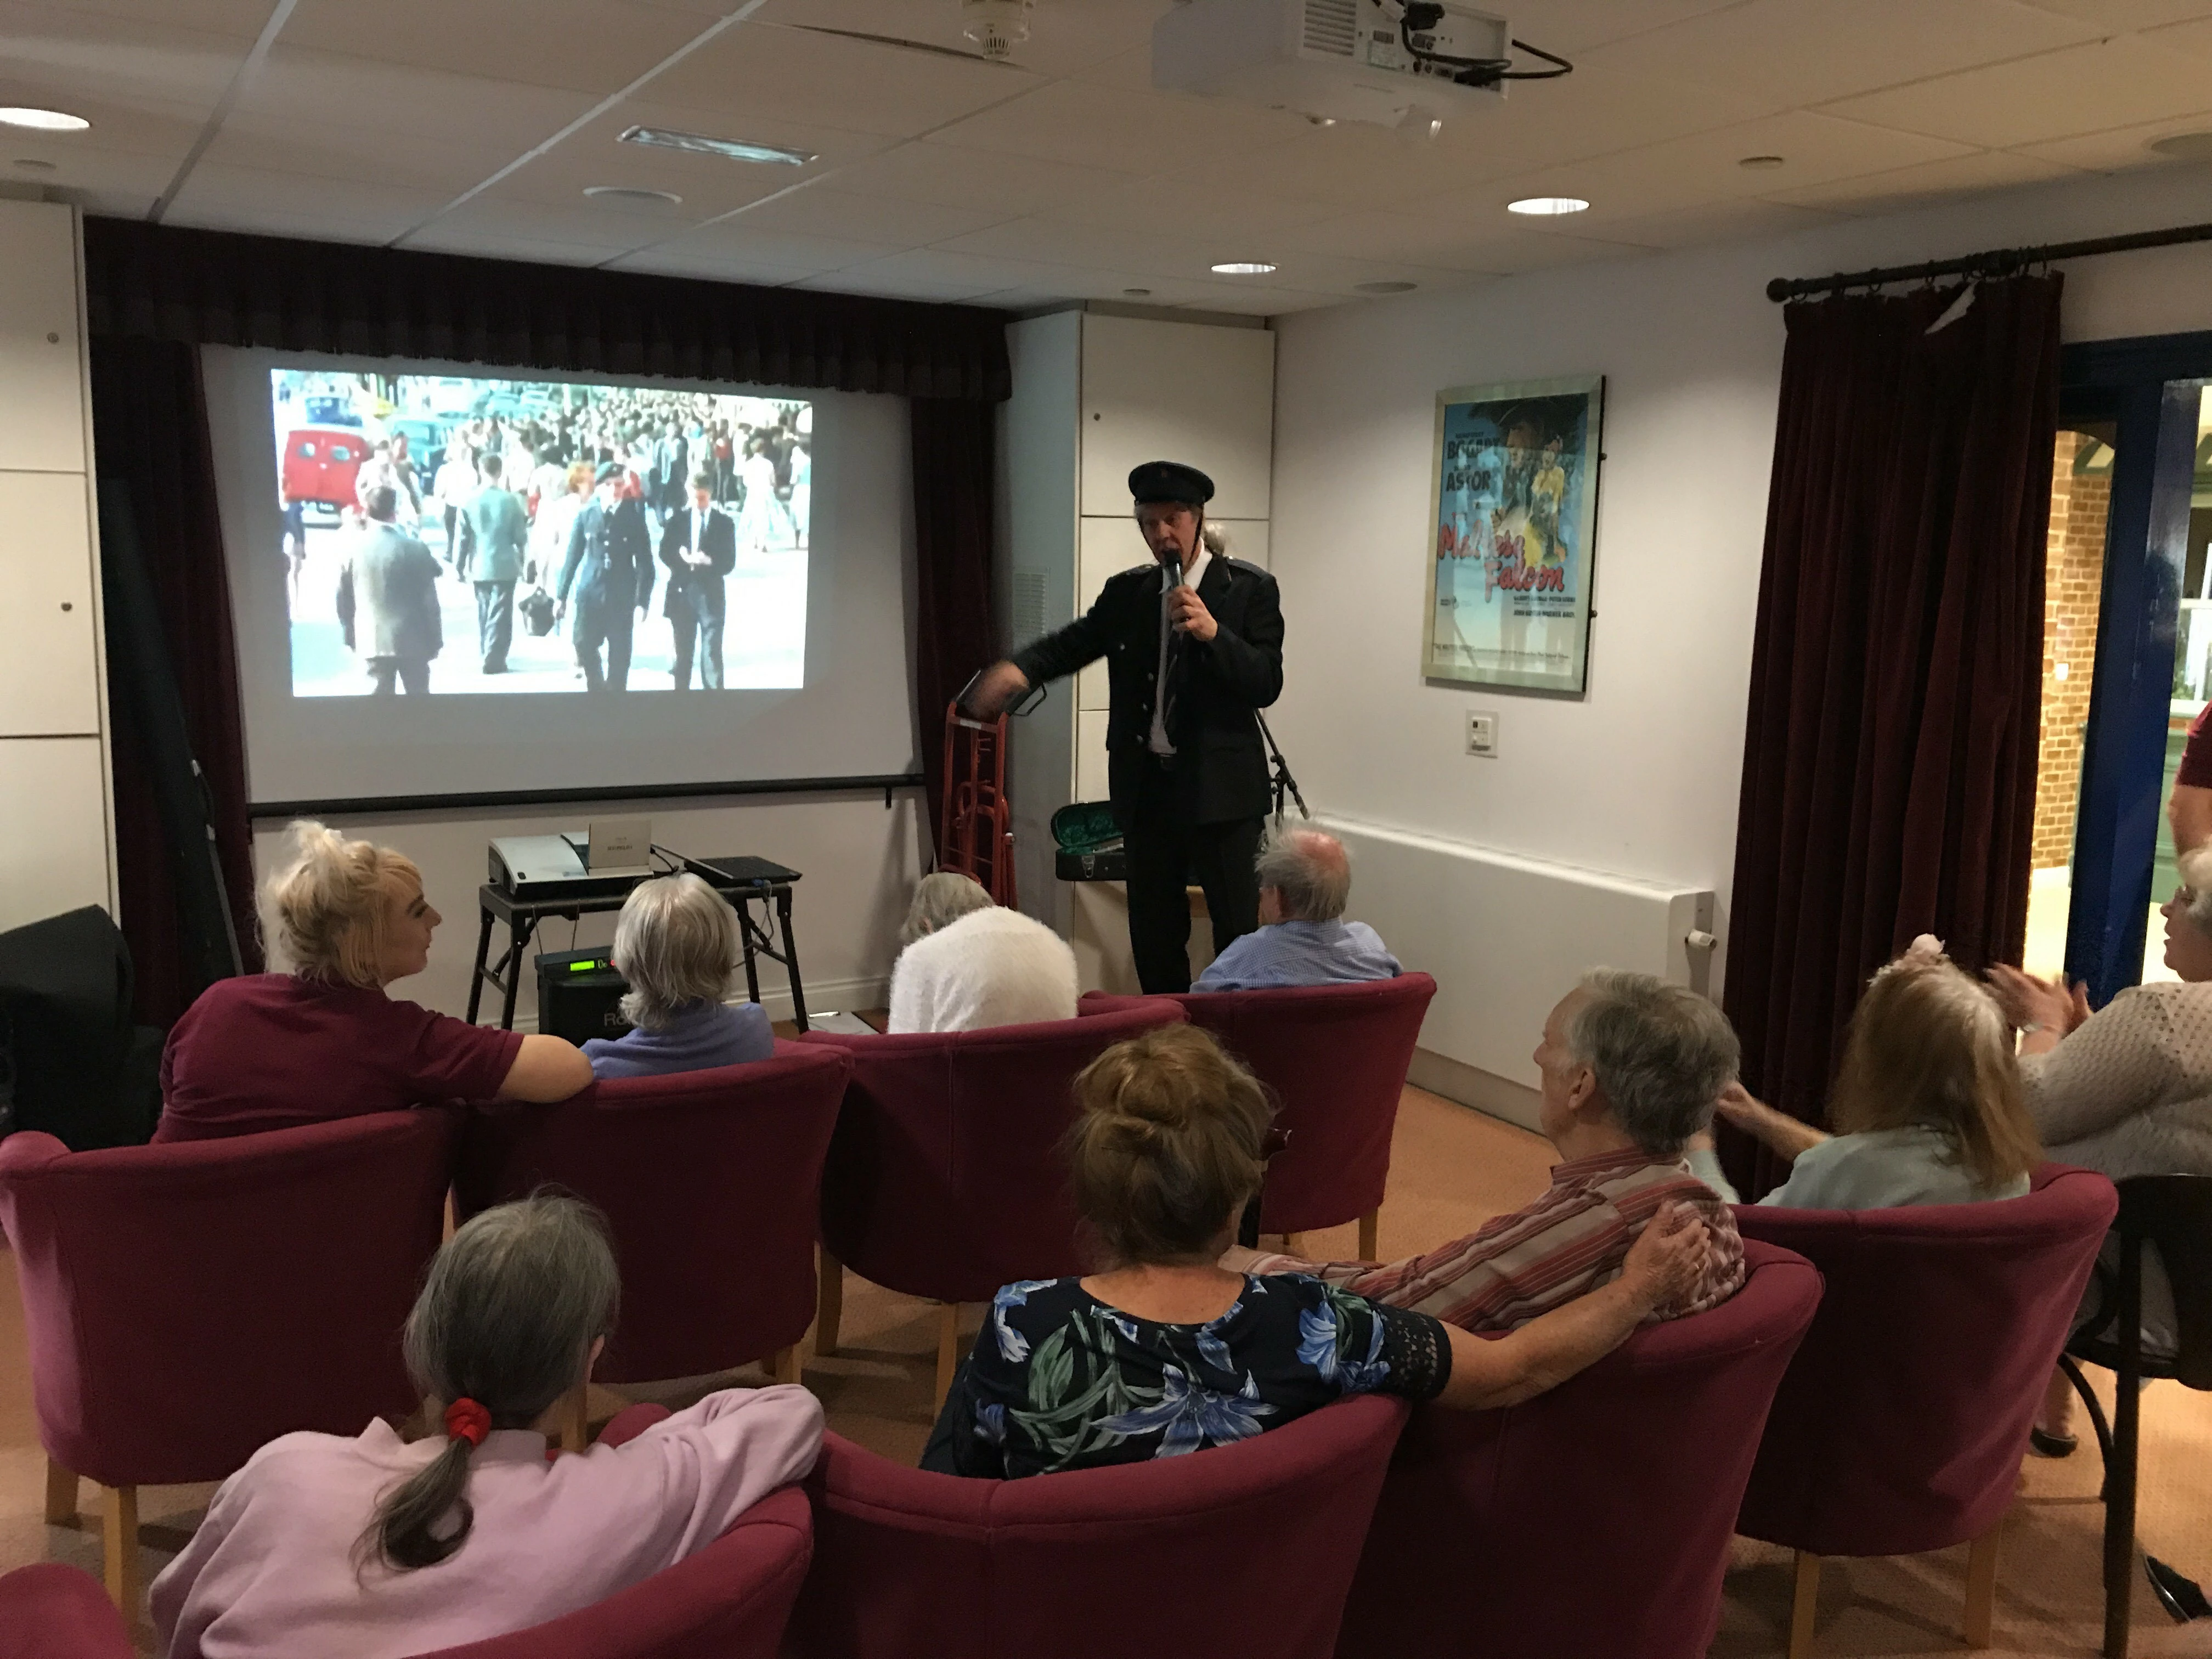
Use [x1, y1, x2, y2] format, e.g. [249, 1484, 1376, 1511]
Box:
[534, 946, 633, 1045]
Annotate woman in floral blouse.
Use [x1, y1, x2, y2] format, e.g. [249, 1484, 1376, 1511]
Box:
[923, 1023, 1712, 1480]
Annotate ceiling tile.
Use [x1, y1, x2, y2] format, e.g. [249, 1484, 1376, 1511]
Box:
[425, 191, 704, 255]
[278, 0, 713, 95]
[1817, 35, 2212, 148]
[0, 93, 205, 163]
[1163, 120, 1539, 210]
[202, 113, 499, 195]
[165, 201, 398, 242]
[43, 0, 279, 38]
[0, 139, 173, 201]
[1566, 197, 1847, 251]
[814, 245, 1109, 295]
[170, 159, 453, 236]
[1760, 147, 2084, 210]
[2013, 118, 2212, 170]
[753, 0, 1162, 80]
[234, 44, 600, 151]
[828, 139, 1132, 215]
[1577, 0, 2096, 109]
[649, 216, 906, 271]
[1495, 0, 1755, 56]
[405, 225, 647, 268]
[1558, 111, 1981, 201]
[646, 16, 1041, 140]
[600, 244, 820, 286]
[926, 77, 1303, 176]
[935, 213, 1340, 284]
[1046, 172, 1341, 236]
[723, 184, 1013, 244]
[788, 269, 1007, 302]
[1449, 60, 1784, 167]
[2014, 0, 2212, 24]
[0, 2, 247, 114]
[1273, 210, 1648, 275]
[2140, 13, 2212, 56]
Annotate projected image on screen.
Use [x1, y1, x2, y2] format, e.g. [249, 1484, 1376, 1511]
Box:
[270, 368, 810, 696]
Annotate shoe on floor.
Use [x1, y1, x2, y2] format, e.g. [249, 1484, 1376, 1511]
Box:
[2028, 1425, 2076, 1458]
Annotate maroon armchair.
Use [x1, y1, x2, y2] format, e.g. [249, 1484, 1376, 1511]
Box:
[1335, 1238, 1823, 1659]
[454, 1045, 849, 1413]
[1732, 1164, 2118, 1658]
[798, 1003, 1183, 1404]
[404, 1486, 812, 1659]
[0, 1110, 455, 1615]
[1080, 974, 1437, 1252]
[0, 1566, 133, 1659]
[786, 1395, 1408, 1659]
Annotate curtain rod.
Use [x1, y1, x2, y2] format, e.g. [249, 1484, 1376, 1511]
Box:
[1767, 219, 2212, 303]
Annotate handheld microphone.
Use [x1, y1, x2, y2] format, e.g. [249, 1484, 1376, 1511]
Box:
[1165, 553, 1183, 590]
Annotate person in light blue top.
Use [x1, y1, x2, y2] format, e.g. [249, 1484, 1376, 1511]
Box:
[1689, 942, 2040, 1209]
[1193, 828, 1400, 992]
[583, 874, 774, 1080]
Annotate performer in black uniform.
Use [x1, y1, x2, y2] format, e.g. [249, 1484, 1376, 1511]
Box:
[967, 461, 1284, 994]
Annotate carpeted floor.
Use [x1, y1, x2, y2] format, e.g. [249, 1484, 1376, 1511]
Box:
[3, 1087, 2207, 1656]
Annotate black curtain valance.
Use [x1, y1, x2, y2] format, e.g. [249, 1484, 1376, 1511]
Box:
[83, 217, 1011, 402]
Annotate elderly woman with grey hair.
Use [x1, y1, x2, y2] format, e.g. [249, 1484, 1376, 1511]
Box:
[1228, 968, 1745, 1331]
[582, 873, 774, 1079]
[888, 871, 1080, 1034]
[1193, 827, 1400, 991]
[1988, 848, 2212, 1452]
[150, 1194, 822, 1659]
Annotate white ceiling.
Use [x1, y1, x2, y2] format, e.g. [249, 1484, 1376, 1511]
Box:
[9, 0, 2212, 316]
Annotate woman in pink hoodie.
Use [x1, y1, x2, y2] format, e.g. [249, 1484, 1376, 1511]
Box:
[151, 1193, 822, 1659]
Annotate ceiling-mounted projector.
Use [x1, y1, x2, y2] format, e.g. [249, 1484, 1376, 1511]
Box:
[1154, 0, 1509, 131]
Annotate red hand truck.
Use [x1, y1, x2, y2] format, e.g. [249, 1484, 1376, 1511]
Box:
[939, 699, 1017, 907]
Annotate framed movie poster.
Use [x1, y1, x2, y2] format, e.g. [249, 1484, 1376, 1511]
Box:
[1423, 374, 1604, 695]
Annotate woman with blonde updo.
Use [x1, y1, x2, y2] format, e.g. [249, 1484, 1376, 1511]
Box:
[923, 1024, 1712, 1479]
[156, 821, 591, 1141]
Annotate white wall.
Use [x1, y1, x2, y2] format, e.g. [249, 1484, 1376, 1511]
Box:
[0, 199, 115, 934]
[1271, 163, 2212, 1028]
[252, 791, 927, 1028]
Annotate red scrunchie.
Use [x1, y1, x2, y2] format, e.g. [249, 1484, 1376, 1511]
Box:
[444, 1398, 492, 1448]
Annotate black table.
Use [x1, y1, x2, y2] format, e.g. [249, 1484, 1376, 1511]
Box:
[467, 854, 808, 1032]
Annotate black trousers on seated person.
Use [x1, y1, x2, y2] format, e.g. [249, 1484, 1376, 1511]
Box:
[1124, 755, 1263, 994]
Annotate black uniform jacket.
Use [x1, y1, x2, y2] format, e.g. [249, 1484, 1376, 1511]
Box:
[558, 498, 655, 616]
[1013, 556, 1284, 826]
[657, 505, 737, 623]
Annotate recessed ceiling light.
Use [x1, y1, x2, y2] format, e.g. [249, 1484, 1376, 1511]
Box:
[13, 157, 55, 171]
[584, 185, 682, 206]
[0, 107, 88, 132]
[2150, 130, 2212, 161]
[1506, 196, 1589, 216]
[1355, 280, 1418, 295]
[1122, 287, 1152, 297]
[1738, 154, 1786, 170]
[1211, 261, 1277, 274]
[618, 125, 814, 166]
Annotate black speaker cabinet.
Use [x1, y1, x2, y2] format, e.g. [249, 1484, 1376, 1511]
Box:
[535, 947, 634, 1046]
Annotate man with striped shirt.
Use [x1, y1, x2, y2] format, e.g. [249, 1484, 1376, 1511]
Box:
[1233, 969, 1743, 1331]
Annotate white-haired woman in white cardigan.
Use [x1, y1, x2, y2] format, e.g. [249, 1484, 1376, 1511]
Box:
[1989, 846, 2212, 1452]
[887, 872, 1079, 1034]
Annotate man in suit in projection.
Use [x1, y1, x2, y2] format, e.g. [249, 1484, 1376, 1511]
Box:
[336, 483, 443, 696]
[556, 462, 656, 692]
[966, 461, 1285, 994]
[658, 469, 737, 691]
[456, 452, 529, 675]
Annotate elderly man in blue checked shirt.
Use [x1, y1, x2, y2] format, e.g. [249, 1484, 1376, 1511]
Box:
[1193, 828, 1400, 992]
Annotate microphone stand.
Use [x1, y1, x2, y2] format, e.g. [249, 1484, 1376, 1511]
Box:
[1256, 711, 1310, 825]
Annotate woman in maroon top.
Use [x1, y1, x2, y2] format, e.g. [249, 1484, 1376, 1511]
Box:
[156, 822, 592, 1141]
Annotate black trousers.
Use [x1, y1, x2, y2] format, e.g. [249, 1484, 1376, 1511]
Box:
[475, 580, 515, 672]
[671, 603, 725, 690]
[1124, 755, 1263, 994]
[573, 597, 633, 691]
[366, 654, 430, 695]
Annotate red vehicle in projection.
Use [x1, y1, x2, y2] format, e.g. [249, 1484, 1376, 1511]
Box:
[279, 424, 370, 513]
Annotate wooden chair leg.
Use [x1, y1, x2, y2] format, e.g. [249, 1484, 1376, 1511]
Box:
[560, 1381, 589, 1453]
[1963, 1517, 2002, 1647]
[771, 1344, 802, 1386]
[1357, 1209, 1380, 1260]
[934, 1302, 963, 1414]
[44, 1457, 77, 1526]
[815, 1248, 843, 1358]
[1788, 1550, 1821, 1659]
[101, 1483, 139, 1616]
[2106, 1348, 2142, 1659]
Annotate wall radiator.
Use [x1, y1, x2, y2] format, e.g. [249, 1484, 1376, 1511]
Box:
[1321, 815, 1717, 1119]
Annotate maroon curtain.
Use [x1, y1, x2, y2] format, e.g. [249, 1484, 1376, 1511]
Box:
[1721, 275, 2061, 1193]
[90, 336, 263, 1024]
[83, 218, 1008, 402]
[910, 398, 1000, 856]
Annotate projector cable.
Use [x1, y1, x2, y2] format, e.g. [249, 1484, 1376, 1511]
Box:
[1394, 4, 1573, 86]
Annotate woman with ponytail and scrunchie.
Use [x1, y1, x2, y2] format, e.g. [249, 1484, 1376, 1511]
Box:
[149, 1193, 822, 1659]
[922, 1023, 1713, 1479]
[155, 819, 592, 1141]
